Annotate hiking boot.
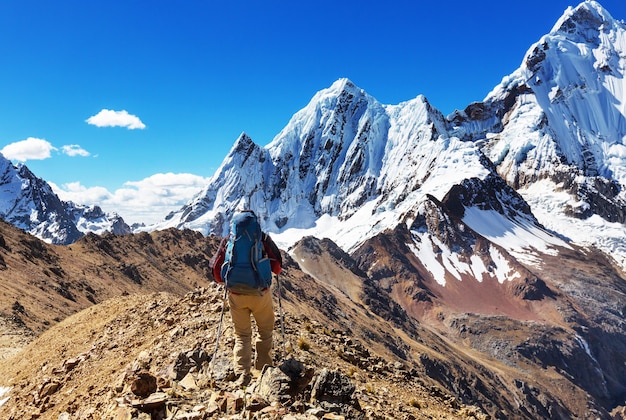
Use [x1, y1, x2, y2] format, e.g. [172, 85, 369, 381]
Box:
[234, 372, 252, 387]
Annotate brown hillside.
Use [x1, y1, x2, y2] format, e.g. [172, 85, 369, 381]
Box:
[0, 220, 218, 359]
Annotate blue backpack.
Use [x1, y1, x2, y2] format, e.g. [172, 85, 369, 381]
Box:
[220, 211, 273, 294]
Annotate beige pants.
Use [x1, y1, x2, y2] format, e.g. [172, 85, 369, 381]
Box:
[228, 289, 275, 375]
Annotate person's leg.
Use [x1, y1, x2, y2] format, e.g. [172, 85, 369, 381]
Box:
[251, 289, 275, 371]
[228, 293, 253, 375]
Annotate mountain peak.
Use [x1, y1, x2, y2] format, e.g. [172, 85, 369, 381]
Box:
[328, 77, 358, 93]
[551, 1, 617, 40]
[310, 78, 367, 108]
[225, 132, 266, 166]
[229, 131, 254, 151]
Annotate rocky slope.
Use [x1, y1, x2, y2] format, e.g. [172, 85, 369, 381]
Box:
[0, 288, 489, 420]
[0, 223, 624, 418]
[0, 224, 491, 419]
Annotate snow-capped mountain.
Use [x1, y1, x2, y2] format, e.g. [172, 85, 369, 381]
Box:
[451, 0, 626, 268]
[154, 1, 626, 273]
[156, 80, 496, 246]
[0, 153, 131, 244]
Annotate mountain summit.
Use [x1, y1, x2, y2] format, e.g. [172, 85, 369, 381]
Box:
[451, 0, 626, 267]
[154, 78, 496, 249]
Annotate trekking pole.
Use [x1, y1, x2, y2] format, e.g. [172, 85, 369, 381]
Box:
[275, 273, 287, 360]
[209, 286, 228, 376]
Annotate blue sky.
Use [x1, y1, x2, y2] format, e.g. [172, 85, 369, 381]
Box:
[1, 0, 625, 225]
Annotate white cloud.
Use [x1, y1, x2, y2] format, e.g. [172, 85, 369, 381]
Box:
[52, 172, 210, 225]
[61, 144, 91, 157]
[0, 139, 92, 162]
[51, 181, 112, 203]
[0, 137, 57, 161]
[86, 109, 146, 130]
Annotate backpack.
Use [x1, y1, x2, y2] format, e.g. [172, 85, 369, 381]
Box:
[220, 211, 273, 294]
[210, 231, 282, 283]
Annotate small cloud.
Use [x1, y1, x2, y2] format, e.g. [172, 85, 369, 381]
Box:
[86, 109, 146, 130]
[61, 144, 91, 157]
[52, 173, 210, 225]
[0, 137, 57, 161]
[52, 181, 111, 202]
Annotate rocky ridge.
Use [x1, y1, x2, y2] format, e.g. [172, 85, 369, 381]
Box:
[0, 287, 486, 420]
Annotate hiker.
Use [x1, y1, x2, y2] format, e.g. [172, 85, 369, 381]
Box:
[210, 209, 282, 386]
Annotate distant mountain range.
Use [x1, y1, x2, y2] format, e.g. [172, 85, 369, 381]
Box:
[0, 156, 130, 244]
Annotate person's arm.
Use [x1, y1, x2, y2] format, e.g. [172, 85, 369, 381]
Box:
[209, 236, 229, 282]
[262, 233, 282, 274]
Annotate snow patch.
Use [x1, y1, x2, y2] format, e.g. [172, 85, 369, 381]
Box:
[407, 229, 524, 286]
[521, 179, 626, 270]
[0, 386, 11, 407]
[407, 233, 447, 286]
[489, 246, 522, 284]
[462, 206, 571, 266]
